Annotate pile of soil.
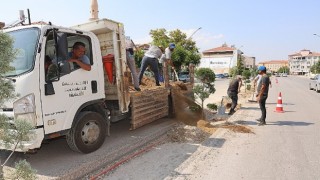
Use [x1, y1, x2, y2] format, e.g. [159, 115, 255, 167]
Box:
[167, 122, 210, 143]
[171, 85, 253, 137]
[171, 85, 219, 136]
[219, 122, 254, 134]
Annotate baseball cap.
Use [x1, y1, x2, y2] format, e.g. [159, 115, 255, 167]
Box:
[169, 43, 176, 49]
[258, 66, 267, 71]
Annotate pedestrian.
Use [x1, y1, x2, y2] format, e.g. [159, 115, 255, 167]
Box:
[227, 75, 243, 115]
[256, 65, 270, 126]
[138, 45, 163, 86]
[125, 37, 141, 91]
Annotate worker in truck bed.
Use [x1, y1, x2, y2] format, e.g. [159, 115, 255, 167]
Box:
[125, 37, 141, 91]
[138, 45, 163, 86]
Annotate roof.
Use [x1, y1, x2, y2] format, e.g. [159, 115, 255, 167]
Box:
[203, 44, 235, 53]
[259, 60, 288, 64]
[289, 50, 320, 57]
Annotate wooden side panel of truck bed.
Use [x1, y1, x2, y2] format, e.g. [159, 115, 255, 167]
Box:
[130, 87, 169, 130]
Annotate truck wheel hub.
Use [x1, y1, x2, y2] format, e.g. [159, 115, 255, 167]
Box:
[81, 121, 100, 144]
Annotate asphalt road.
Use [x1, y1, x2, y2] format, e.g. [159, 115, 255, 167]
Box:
[170, 75, 320, 180]
[0, 117, 174, 179]
[103, 76, 320, 180]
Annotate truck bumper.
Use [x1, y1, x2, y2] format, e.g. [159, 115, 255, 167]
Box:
[0, 128, 44, 152]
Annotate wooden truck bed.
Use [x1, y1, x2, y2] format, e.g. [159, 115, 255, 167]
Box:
[129, 87, 169, 130]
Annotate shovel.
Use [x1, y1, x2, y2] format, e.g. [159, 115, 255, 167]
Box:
[218, 96, 226, 115]
[173, 68, 180, 81]
[248, 85, 257, 103]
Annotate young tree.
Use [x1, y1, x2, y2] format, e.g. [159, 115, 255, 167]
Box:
[193, 68, 216, 119]
[0, 33, 16, 104]
[241, 69, 251, 80]
[149, 28, 201, 69]
[236, 54, 245, 75]
[277, 66, 290, 74]
[0, 32, 36, 179]
[310, 60, 320, 74]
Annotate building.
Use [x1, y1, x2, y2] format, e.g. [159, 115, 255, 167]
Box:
[288, 49, 320, 75]
[243, 55, 256, 69]
[258, 60, 288, 73]
[199, 43, 241, 74]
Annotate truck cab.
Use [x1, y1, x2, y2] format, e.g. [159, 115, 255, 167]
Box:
[1, 18, 170, 154]
[0, 18, 131, 153]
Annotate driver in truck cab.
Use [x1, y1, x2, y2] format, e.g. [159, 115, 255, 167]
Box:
[67, 42, 91, 71]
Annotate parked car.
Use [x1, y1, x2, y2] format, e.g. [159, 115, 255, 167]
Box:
[223, 73, 229, 78]
[309, 74, 320, 93]
[178, 74, 190, 82]
[275, 73, 281, 77]
[282, 73, 288, 77]
[215, 74, 226, 79]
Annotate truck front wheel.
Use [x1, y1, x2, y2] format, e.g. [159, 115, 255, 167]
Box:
[66, 111, 107, 153]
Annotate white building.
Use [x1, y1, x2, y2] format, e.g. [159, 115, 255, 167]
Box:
[243, 55, 256, 69]
[199, 43, 242, 74]
[289, 49, 320, 75]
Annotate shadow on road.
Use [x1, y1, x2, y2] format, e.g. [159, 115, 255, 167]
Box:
[266, 103, 295, 105]
[234, 120, 257, 126]
[203, 138, 226, 148]
[240, 107, 260, 111]
[233, 120, 314, 127]
[268, 121, 314, 126]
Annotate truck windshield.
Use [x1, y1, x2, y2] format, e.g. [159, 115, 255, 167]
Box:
[5, 28, 40, 77]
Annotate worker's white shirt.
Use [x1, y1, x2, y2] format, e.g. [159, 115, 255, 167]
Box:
[165, 47, 172, 60]
[145, 45, 162, 59]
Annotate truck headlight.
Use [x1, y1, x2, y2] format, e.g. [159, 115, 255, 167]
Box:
[13, 94, 36, 127]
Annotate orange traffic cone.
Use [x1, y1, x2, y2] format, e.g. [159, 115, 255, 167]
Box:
[275, 92, 284, 113]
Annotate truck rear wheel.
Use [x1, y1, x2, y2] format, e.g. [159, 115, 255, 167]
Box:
[66, 111, 107, 153]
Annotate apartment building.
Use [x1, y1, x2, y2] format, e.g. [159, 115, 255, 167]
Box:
[289, 49, 320, 75]
[258, 60, 288, 73]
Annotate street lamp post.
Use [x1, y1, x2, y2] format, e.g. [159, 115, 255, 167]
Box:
[314, 34, 320, 38]
[188, 27, 202, 39]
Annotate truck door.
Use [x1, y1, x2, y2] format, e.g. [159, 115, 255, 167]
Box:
[39, 29, 103, 135]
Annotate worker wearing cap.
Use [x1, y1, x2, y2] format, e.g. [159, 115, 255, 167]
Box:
[256, 66, 270, 126]
[160, 43, 176, 81]
[227, 75, 243, 115]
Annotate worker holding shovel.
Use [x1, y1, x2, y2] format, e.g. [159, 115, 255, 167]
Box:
[227, 75, 243, 115]
[160, 43, 176, 82]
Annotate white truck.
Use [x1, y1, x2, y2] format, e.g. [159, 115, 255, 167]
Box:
[0, 19, 170, 153]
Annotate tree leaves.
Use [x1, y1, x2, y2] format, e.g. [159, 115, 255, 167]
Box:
[149, 28, 201, 69]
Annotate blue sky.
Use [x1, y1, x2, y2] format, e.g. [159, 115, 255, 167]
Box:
[1, 0, 320, 62]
